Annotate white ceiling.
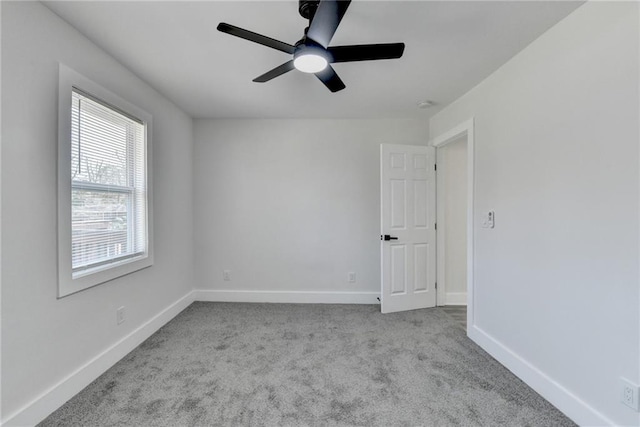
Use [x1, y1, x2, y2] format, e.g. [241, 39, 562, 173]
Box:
[43, 1, 582, 119]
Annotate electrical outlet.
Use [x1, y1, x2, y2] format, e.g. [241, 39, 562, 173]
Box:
[116, 306, 125, 325]
[348, 272, 356, 283]
[223, 270, 231, 281]
[620, 377, 640, 411]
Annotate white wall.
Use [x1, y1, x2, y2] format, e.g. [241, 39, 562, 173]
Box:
[193, 119, 428, 301]
[438, 137, 467, 303]
[1, 2, 194, 423]
[430, 2, 639, 426]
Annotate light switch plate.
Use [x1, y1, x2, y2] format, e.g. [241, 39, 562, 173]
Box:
[482, 211, 495, 228]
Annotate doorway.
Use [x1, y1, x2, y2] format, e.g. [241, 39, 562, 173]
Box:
[430, 119, 475, 332]
[437, 137, 468, 305]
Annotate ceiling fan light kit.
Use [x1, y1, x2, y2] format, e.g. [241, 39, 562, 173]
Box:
[217, 0, 405, 93]
[294, 54, 328, 73]
[293, 41, 329, 73]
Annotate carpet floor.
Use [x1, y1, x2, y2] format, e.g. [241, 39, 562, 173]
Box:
[440, 306, 467, 332]
[40, 302, 574, 427]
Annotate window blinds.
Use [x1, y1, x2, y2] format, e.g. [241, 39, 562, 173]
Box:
[71, 89, 147, 273]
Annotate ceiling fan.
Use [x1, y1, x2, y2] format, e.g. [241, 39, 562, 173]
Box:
[217, 0, 405, 93]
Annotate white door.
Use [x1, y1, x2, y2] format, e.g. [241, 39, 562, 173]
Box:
[380, 144, 436, 313]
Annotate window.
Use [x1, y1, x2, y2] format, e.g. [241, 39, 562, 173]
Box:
[70, 89, 147, 272]
[58, 65, 153, 297]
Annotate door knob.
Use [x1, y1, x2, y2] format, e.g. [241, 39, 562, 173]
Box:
[381, 234, 398, 241]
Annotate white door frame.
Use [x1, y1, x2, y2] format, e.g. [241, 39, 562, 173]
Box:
[429, 118, 475, 332]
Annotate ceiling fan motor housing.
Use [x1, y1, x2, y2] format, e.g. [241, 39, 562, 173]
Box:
[294, 38, 327, 58]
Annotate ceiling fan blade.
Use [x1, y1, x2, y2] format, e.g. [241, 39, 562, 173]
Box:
[217, 23, 295, 54]
[306, 0, 352, 48]
[253, 61, 296, 83]
[315, 65, 346, 92]
[329, 43, 405, 63]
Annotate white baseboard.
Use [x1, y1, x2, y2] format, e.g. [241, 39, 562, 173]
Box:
[2, 291, 195, 427]
[445, 292, 467, 305]
[193, 289, 380, 305]
[468, 324, 613, 427]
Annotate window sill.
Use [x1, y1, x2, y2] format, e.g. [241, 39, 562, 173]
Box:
[59, 253, 153, 298]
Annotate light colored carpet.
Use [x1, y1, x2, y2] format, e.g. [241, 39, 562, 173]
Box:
[440, 305, 467, 331]
[40, 302, 574, 426]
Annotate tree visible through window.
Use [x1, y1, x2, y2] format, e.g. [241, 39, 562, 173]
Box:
[70, 89, 147, 274]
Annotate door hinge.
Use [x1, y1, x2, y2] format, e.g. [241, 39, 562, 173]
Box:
[435, 223, 437, 230]
[434, 163, 437, 171]
[435, 282, 438, 289]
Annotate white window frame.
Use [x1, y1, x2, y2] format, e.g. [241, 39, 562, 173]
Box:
[58, 64, 153, 298]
